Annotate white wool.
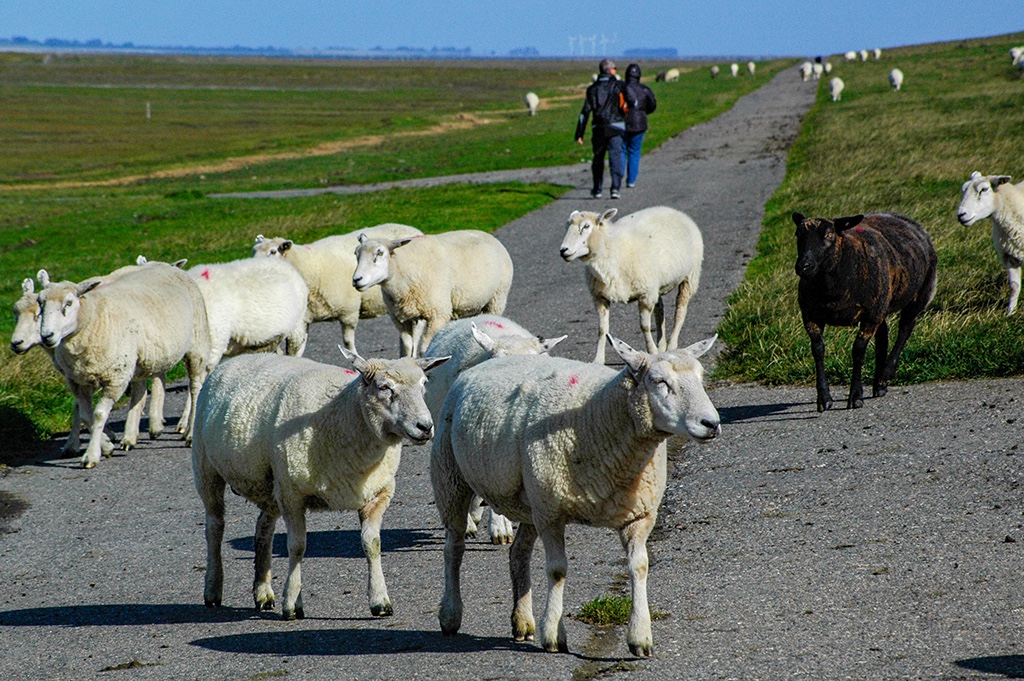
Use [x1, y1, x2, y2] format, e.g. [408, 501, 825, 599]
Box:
[889, 68, 904, 91]
[829, 77, 845, 102]
[524, 92, 539, 116]
[958, 172, 1024, 314]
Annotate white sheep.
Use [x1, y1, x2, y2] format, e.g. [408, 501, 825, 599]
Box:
[957, 171, 1024, 315]
[37, 263, 210, 467]
[664, 68, 680, 82]
[730, 63, 739, 77]
[252, 222, 422, 352]
[844, 50, 858, 61]
[859, 49, 869, 62]
[824, 61, 833, 74]
[559, 206, 703, 364]
[799, 61, 813, 82]
[812, 62, 824, 80]
[193, 349, 449, 620]
[873, 48, 882, 61]
[352, 230, 514, 358]
[709, 65, 719, 79]
[524, 92, 539, 116]
[747, 61, 756, 76]
[889, 68, 904, 91]
[423, 315, 566, 544]
[431, 335, 721, 656]
[1010, 46, 1024, 63]
[829, 77, 845, 102]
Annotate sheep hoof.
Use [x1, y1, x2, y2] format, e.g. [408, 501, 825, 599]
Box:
[873, 385, 888, 398]
[371, 602, 393, 617]
[282, 606, 303, 621]
[848, 397, 864, 409]
[816, 400, 831, 413]
[204, 599, 221, 608]
[82, 459, 96, 469]
[629, 641, 654, 657]
[543, 641, 569, 653]
[256, 599, 275, 612]
[150, 429, 163, 440]
[121, 442, 135, 451]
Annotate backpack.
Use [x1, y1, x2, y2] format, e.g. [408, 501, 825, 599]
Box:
[594, 80, 627, 125]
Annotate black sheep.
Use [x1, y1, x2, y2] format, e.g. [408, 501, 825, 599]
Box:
[793, 212, 937, 411]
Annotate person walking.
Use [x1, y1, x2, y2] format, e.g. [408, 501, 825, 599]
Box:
[620, 63, 657, 189]
[575, 59, 626, 199]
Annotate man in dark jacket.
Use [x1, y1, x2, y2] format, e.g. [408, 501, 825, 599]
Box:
[621, 63, 657, 189]
[575, 59, 626, 199]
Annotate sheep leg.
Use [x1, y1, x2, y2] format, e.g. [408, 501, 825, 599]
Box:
[668, 278, 694, 351]
[1007, 263, 1021, 315]
[175, 389, 191, 435]
[872, 319, 890, 398]
[280, 504, 307, 620]
[419, 316, 449, 359]
[182, 351, 208, 445]
[637, 301, 659, 354]
[804, 320, 832, 412]
[193, 450, 226, 607]
[593, 297, 611, 364]
[398, 320, 418, 358]
[488, 509, 515, 545]
[538, 524, 569, 653]
[847, 324, 877, 409]
[82, 391, 120, 468]
[466, 495, 485, 537]
[359, 486, 394, 617]
[653, 297, 667, 352]
[509, 521, 537, 642]
[620, 514, 656, 657]
[253, 509, 278, 611]
[286, 317, 310, 356]
[148, 373, 165, 439]
[120, 379, 147, 450]
[62, 381, 91, 455]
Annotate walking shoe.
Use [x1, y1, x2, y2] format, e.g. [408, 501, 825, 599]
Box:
[626, 183, 636, 188]
[610, 189, 620, 199]
[590, 189, 602, 199]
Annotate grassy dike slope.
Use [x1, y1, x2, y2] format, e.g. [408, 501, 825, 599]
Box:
[717, 32, 1024, 386]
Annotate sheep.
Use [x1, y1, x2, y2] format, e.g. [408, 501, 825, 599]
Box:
[873, 48, 882, 61]
[824, 61, 833, 74]
[829, 77, 845, 102]
[37, 263, 211, 467]
[747, 61, 756, 76]
[192, 349, 450, 620]
[957, 172, 1024, 315]
[524, 92, 539, 117]
[559, 206, 703, 364]
[252, 222, 423, 352]
[730, 63, 739, 77]
[859, 49, 869, 62]
[662, 68, 679, 82]
[423, 315, 566, 544]
[352, 230, 514, 358]
[655, 71, 666, 82]
[709, 65, 719, 79]
[888, 68, 904, 91]
[1010, 46, 1024, 63]
[844, 51, 858, 61]
[812, 62, 824, 80]
[799, 61, 813, 82]
[431, 335, 721, 656]
[793, 211, 937, 412]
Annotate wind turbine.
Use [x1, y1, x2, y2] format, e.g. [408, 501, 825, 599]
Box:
[568, 35, 575, 56]
[588, 35, 597, 55]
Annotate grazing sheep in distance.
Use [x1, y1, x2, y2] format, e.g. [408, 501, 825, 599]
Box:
[352, 230, 514, 358]
[829, 77, 845, 102]
[747, 61, 756, 75]
[657, 68, 679, 82]
[799, 61, 813, 82]
[431, 335, 721, 656]
[252, 222, 423, 352]
[873, 48, 882, 60]
[524, 92, 539, 116]
[793, 212, 937, 411]
[38, 263, 211, 467]
[559, 206, 703, 364]
[730, 63, 739, 77]
[844, 51, 858, 61]
[824, 62, 833, 74]
[957, 171, 1024, 315]
[710, 65, 719, 79]
[888, 68, 904, 91]
[193, 350, 450, 620]
[859, 49, 869, 62]
[1010, 46, 1023, 63]
[423, 314, 566, 544]
[812, 63, 824, 80]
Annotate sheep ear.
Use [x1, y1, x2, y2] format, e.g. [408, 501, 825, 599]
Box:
[792, 212, 806, 226]
[599, 208, 618, 223]
[538, 334, 568, 354]
[21, 278, 34, 295]
[470, 322, 496, 354]
[970, 171, 982, 180]
[338, 344, 370, 375]
[76, 279, 102, 296]
[992, 175, 1012, 188]
[416, 355, 451, 374]
[172, 259, 188, 269]
[569, 210, 581, 221]
[37, 269, 51, 287]
[254, 234, 265, 244]
[680, 334, 717, 359]
[136, 255, 148, 266]
[389, 236, 418, 251]
[608, 335, 649, 378]
[279, 240, 293, 253]
[833, 215, 864, 233]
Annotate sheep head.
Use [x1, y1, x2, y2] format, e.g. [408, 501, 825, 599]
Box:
[251, 235, 291, 258]
[10, 278, 41, 355]
[793, 212, 863, 278]
[37, 278, 101, 348]
[560, 209, 616, 261]
[958, 172, 1012, 226]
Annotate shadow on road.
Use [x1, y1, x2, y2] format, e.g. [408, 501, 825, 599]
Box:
[718, 401, 811, 424]
[227, 528, 443, 559]
[955, 655, 1024, 678]
[0, 603, 267, 627]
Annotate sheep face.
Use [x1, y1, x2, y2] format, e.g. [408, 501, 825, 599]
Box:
[251, 235, 291, 258]
[560, 209, 616, 261]
[792, 212, 862, 279]
[610, 335, 721, 443]
[353, 356, 449, 444]
[352, 235, 409, 291]
[10, 279, 41, 354]
[958, 172, 1010, 226]
[37, 279, 99, 349]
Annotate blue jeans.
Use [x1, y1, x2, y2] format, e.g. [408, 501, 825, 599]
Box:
[621, 131, 645, 185]
[591, 131, 624, 192]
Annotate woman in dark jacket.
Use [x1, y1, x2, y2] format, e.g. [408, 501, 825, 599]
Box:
[621, 63, 657, 188]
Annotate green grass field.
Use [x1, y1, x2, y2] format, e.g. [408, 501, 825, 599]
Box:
[0, 54, 785, 445]
[716, 32, 1024, 387]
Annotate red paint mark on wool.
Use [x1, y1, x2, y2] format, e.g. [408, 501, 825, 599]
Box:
[304, 245, 312, 250]
[343, 369, 357, 376]
[855, 227, 864, 233]
[569, 375, 579, 387]
[485, 321, 505, 329]
[200, 269, 211, 280]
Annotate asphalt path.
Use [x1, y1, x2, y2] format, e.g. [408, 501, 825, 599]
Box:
[2, 65, 1022, 680]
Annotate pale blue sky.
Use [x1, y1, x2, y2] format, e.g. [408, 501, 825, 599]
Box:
[1, 1, 1022, 58]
